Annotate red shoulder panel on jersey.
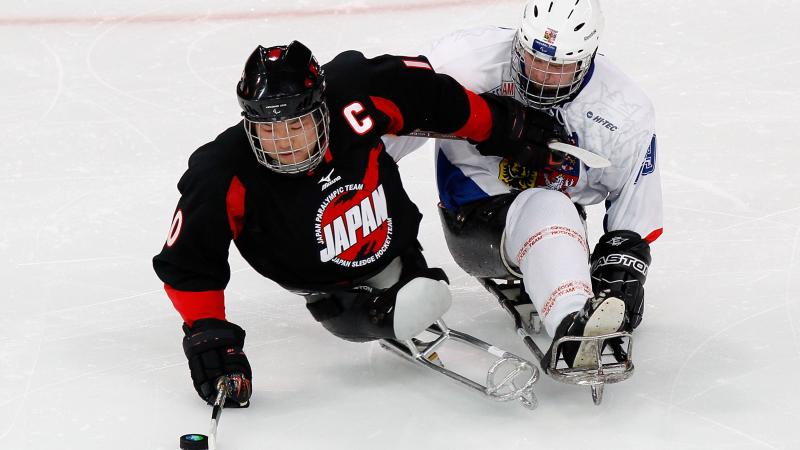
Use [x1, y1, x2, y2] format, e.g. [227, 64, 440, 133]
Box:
[370, 96, 404, 135]
[165, 283, 226, 326]
[226, 176, 246, 240]
[644, 228, 663, 244]
[452, 89, 492, 142]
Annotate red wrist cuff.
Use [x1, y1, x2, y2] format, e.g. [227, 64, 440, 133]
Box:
[452, 89, 492, 142]
[164, 284, 226, 327]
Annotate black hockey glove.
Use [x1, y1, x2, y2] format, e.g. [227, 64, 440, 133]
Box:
[475, 93, 565, 170]
[182, 318, 252, 407]
[590, 230, 651, 331]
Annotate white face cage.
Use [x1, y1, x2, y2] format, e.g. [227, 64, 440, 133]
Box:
[243, 104, 330, 174]
[510, 33, 594, 109]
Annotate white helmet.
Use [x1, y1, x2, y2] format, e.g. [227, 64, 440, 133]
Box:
[511, 0, 605, 109]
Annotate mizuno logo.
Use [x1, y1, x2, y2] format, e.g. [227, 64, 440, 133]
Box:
[319, 168, 341, 191]
[319, 169, 335, 184]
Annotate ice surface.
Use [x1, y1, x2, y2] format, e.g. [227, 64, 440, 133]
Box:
[1, 0, 799, 449]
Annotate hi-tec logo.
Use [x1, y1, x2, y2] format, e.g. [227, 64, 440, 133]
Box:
[318, 168, 341, 191]
[586, 111, 618, 132]
[315, 184, 392, 266]
[591, 253, 648, 277]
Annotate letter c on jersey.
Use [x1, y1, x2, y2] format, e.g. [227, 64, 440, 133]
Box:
[166, 209, 183, 247]
[343, 102, 374, 135]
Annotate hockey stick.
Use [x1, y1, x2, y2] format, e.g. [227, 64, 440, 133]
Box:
[406, 130, 611, 169]
[207, 377, 228, 450]
[179, 377, 229, 450]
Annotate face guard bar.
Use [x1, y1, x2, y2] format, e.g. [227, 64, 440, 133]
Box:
[510, 33, 594, 109]
[243, 104, 330, 174]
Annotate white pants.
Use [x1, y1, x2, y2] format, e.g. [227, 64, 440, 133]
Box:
[503, 189, 592, 336]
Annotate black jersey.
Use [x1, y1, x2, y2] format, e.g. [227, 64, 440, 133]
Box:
[153, 51, 493, 323]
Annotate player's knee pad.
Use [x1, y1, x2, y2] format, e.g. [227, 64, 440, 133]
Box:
[504, 188, 588, 267]
[507, 188, 583, 233]
[305, 270, 451, 342]
[392, 277, 451, 340]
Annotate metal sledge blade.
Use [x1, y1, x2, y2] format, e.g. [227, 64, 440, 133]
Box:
[486, 357, 538, 409]
[478, 277, 634, 406]
[379, 319, 539, 410]
[548, 331, 635, 405]
[548, 332, 635, 381]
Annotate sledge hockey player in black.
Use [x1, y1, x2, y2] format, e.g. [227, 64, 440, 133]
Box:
[153, 41, 559, 407]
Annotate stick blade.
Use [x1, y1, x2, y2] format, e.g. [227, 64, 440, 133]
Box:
[548, 141, 611, 169]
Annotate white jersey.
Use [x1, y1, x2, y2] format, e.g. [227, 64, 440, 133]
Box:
[388, 26, 663, 242]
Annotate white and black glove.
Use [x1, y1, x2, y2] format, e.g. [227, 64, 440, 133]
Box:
[590, 230, 651, 331]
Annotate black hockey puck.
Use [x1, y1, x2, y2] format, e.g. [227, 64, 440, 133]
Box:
[180, 433, 209, 449]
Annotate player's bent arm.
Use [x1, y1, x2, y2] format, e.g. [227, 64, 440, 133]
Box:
[153, 194, 234, 324]
[332, 51, 490, 140]
[603, 103, 662, 243]
[348, 52, 558, 165]
[592, 113, 660, 330]
[152, 172, 252, 405]
[152, 146, 240, 321]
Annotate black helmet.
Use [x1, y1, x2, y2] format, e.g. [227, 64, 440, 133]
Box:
[237, 41, 330, 174]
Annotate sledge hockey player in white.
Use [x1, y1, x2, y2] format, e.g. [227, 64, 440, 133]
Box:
[388, 0, 662, 377]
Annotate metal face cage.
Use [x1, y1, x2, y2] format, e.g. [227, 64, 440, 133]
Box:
[243, 104, 330, 174]
[510, 34, 593, 109]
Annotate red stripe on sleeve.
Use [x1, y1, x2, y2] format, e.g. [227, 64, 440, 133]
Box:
[226, 176, 246, 240]
[370, 96, 405, 135]
[165, 284, 226, 327]
[644, 228, 663, 244]
[452, 88, 492, 142]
